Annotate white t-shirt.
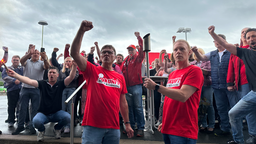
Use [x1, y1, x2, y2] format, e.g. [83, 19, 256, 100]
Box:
[205, 49, 226, 63]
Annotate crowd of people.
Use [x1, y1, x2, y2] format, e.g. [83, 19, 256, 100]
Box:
[1, 20, 256, 144]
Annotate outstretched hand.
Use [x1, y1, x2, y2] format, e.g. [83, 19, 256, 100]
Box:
[79, 20, 93, 32]
[7, 69, 16, 78]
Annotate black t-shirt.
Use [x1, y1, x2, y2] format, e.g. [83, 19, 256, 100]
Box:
[237, 47, 256, 91]
[37, 80, 66, 115]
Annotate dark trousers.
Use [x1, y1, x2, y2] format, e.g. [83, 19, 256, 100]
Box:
[7, 89, 20, 123]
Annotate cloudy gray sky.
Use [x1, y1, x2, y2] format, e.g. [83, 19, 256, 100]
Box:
[0, 0, 255, 65]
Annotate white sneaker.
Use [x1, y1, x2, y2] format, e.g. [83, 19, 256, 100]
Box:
[64, 127, 70, 134]
[53, 128, 61, 139]
[155, 121, 161, 127]
[37, 131, 45, 142]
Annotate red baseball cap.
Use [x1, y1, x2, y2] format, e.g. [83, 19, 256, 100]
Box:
[127, 45, 136, 49]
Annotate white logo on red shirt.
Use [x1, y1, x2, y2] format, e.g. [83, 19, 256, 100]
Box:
[166, 75, 183, 88]
[97, 73, 120, 88]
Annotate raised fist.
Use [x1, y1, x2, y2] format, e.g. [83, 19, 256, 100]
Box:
[172, 36, 176, 40]
[65, 44, 70, 49]
[80, 20, 93, 32]
[53, 47, 59, 52]
[208, 25, 215, 34]
[160, 49, 167, 54]
[94, 42, 98, 46]
[134, 32, 140, 37]
[90, 46, 95, 54]
[191, 46, 198, 53]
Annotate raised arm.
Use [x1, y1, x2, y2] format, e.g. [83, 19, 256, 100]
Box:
[56, 53, 63, 61]
[88, 46, 97, 65]
[7, 69, 38, 88]
[159, 49, 166, 67]
[172, 36, 176, 44]
[191, 46, 209, 61]
[51, 48, 61, 69]
[208, 25, 237, 55]
[64, 44, 71, 59]
[94, 42, 101, 60]
[70, 20, 93, 71]
[40, 52, 50, 70]
[64, 61, 77, 86]
[2, 47, 8, 63]
[135, 32, 145, 63]
[20, 44, 34, 66]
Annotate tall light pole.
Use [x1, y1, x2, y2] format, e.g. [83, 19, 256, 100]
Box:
[176, 27, 191, 41]
[38, 20, 48, 48]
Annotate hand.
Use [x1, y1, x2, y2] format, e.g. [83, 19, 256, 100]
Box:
[227, 86, 235, 91]
[136, 45, 140, 51]
[40, 52, 47, 60]
[191, 46, 198, 53]
[158, 123, 162, 132]
[208, 25, 215, 34]
[65, 44, 70, 49]
[7, 69, 16, 78]
[29, 45, 35, 55]
[90, 46, 95, 54]
[58, 53, 63, 57]
[160, 49, 167, 54]
[125, 124, 134, 138]
[172, 36, 176, 41]
[144, 78, 157, 90]
[53, 47, 59, 52]
[3, 46, 8, 52]
[72, 60, 77, 67]
[94, 42, 98, 46]
[164, 54, 168, 60]
[234, 43, 239, 47]
[14, 80, 20, 85]
[79, 20, 93, 33]
[134, 32, 140, 37]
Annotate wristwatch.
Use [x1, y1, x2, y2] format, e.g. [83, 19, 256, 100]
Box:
[124, 121, 130, 124]
[155, 84, 160, 91]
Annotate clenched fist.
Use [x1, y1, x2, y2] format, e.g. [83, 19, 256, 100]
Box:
[208, 25, 215, 34]
[79, 20, 93, 32]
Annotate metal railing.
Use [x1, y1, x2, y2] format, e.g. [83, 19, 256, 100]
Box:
[65, 80, 86, 144]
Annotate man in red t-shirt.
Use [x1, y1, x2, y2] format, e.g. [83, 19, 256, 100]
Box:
[115, 54, 124, 68]
[144, 39, 204, 144]
[70, 20, 133, 144]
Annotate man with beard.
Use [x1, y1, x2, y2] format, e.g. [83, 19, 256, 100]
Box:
[208, 26, 256, 144]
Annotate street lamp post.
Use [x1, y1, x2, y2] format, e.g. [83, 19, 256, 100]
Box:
[176, 27, 191, 41]
[38, 21, 48, 48]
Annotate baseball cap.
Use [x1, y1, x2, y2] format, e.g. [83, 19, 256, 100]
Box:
[127, 45, 136, 49]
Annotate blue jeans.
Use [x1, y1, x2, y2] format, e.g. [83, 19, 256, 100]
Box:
[229, 90, 256, 144]
[126, 84, 145, 130]
[33, 110, 70, 132]
[62, 87, 76, 114]
[163, 134, 197, 144]
[82, 126, 120, 144]
[200, 86, 215, 128]
[18, 88, 40, 128]
[213, 88, 237, 132]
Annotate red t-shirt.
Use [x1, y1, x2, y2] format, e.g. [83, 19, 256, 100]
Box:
[161, 65, 204, 140]
[81, 61, 127, 129]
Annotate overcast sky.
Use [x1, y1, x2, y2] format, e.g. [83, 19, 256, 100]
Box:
[0, 0, 255, 66]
